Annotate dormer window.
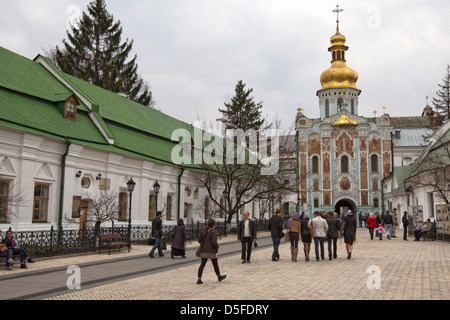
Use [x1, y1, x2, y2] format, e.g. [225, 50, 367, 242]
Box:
[64, 96, 78, 121]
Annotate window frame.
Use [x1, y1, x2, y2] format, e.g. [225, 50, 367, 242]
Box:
[33, 183, 50, 223]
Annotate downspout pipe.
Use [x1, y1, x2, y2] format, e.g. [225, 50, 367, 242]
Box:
[177, 167, 185, 221]
[58, 138, 71, 242]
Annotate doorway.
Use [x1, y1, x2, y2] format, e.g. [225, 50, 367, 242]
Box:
[335, 199, 357, 217]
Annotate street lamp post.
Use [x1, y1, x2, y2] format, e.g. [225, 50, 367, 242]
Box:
[222, 190, 229, 236]
[127, 177, 136, 252]
[153, 181, 161, 213]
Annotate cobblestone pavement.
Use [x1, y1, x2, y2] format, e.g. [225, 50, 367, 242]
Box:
[31, 229, 450, 301]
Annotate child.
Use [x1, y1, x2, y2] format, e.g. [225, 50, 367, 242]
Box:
[376, 224, 385, 240]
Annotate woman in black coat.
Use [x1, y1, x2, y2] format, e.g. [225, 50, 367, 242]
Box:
[171, 219, 187, 258]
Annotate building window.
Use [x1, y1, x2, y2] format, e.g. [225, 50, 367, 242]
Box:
[0, 180, 9, 222]
[371, 155, 379, 173]
[314, 198, 319, 208]
[149, 194, 156, 221]
[33, 183, 49, 222]
[337, 98, 343, 113]
[325, 100, 330, 118]
[64, 97, 78, 121]
[374, 198, 379, 208]
[341, 156, 349, 173]
[166, 195, 173, 220]
[312, 156, 319, 173]
[81, 177, 91, 189]
[118, 192, 128, 221]
[351, 99, 355, 114]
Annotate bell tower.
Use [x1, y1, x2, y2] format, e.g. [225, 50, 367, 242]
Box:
[317, 4, 362, 120]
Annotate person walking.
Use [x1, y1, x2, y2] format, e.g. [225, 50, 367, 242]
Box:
[149, 211, 165, 258]
[326, 212, 340, 260]
[391, 208, 399, 238]
[171, 218, 187, 259]
[268, 209, 283, 261]
[287, 213, 301, 262]
[342, 210, 357, 259]
[402, 211, 409, 241]
[377, 224, 385, 240]
[237, 212, 257, 263]
[367, 212, 377, 240]
[383, 210, 393, 240]
[375, 211, 382, 239]
[300, 213, 312, 261]
[311, 211, 328, 261]
[197, 219, 227, 284]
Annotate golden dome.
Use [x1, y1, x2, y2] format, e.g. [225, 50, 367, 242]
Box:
[319, 31, 360, 92]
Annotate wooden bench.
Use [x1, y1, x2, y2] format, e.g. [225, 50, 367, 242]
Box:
[99, 234, 129, 255]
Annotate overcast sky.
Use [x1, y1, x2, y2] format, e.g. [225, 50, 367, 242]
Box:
[1, 0, 449, 133]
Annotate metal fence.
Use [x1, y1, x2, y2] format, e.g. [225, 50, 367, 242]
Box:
[2, 219, 271, 259]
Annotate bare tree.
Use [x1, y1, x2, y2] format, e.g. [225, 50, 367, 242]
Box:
[406, 133, 450, 204]
[193, 126, 296, 224]
[65, 190, 119, 234]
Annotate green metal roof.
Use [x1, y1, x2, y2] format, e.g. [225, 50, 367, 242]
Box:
[0, 45, 201, 169]
[0, 46, 73, 103]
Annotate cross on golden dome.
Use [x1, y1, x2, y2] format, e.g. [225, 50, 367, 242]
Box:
[333, 4, 344, 32]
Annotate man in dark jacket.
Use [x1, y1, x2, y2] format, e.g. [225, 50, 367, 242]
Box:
[383, 210, 394, 240]
[326, 212, 340, 260]
[402, 211, 409, 241]
[149, 211, 165, 258]
[268, 210, 283, 261]
[237, 212, 257, 263]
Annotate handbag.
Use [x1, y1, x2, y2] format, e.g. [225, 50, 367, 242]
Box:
[285, 231, 290, 242]
[0, 243, 7, 253]
[196, 229, 211, 257]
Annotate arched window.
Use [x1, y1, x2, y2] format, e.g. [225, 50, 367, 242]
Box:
[371, 155, 379, 173]
[337, 98, 343, 113]
[341, 156, 349, 173]
[325, 100, 330, 118]
[374, 198, 379, 208]
[312, 156, 319, 173]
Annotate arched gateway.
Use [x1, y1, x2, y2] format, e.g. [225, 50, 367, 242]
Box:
[335, 198, 357, 216]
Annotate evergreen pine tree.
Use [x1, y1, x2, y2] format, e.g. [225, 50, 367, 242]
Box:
[218, 80, 265, 131]
[54, 0, 153, 106]
[432, 64, 450, 122]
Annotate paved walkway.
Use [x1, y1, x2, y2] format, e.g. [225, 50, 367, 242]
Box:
[2, 229, 450, 300]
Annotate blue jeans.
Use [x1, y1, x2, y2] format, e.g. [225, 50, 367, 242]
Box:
[0, 249, 13, 261]
[272, 237, 280, 260]
[385, 224, 392, 239]
[314, 237, 325, 260]
[149, 237, 164, 257]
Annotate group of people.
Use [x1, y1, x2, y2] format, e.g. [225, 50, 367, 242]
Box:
[270, 209, 357, 262]
[365, 210, 400, 241]
[0, 229, 35, 270]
